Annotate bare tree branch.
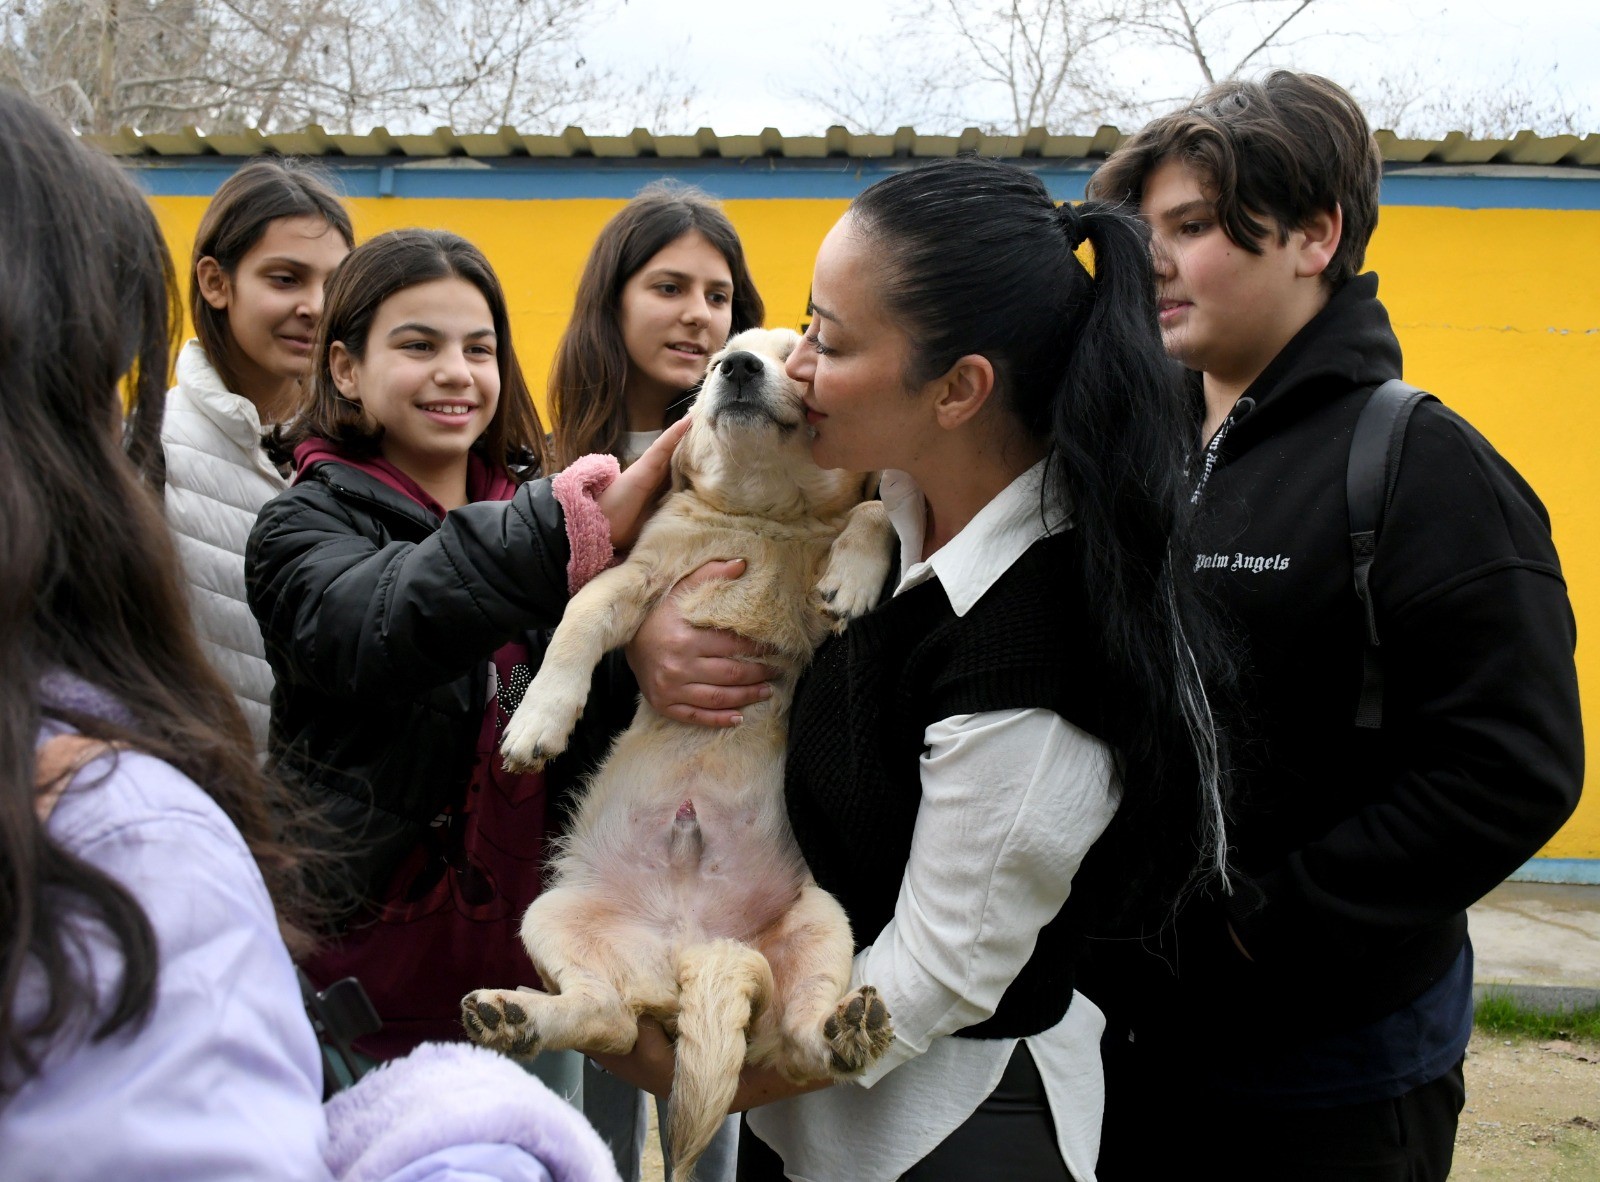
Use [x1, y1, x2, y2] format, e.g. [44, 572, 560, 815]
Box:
[2, 0, 699, 134]
[1229, 0, 1315, 75]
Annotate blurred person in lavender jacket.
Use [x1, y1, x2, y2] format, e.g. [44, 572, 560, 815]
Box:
[0, 85, 618, 1182]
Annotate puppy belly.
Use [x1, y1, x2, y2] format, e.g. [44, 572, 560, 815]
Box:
[563, 792, 809, 948]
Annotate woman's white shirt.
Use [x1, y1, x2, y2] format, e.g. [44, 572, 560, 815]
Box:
[746, 459, 1116, 1182]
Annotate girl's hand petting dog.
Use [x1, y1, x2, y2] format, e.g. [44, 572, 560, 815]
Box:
[596, 415, 691, 550]
[626, 559, 780, 728]
[589, 1018, 833, 1112]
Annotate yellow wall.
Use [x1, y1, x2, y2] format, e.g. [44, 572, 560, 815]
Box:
[1369, 206, 1600, 858]
[147, 193, 1598, 857]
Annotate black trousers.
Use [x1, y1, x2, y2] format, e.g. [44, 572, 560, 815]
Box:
[1097, 1041, 1466, 1182]
[738, 1043, 1072, 1181]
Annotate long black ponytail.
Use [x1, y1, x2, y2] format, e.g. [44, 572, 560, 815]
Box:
[850, 156, 1232, 916]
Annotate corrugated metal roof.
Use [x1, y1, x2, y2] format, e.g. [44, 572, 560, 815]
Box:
[84, 125, 1600, 168]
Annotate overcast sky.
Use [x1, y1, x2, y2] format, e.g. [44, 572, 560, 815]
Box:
[584, 0, 1598, 136]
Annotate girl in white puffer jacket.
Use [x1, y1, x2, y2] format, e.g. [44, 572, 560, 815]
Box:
[161, 159, 353, 751]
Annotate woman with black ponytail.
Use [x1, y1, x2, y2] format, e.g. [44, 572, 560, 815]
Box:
[598, 155, 1232, 1180]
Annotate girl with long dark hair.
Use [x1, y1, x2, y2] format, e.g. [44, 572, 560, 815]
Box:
[163, 158, 353, 750]
[0, 89, 615, 1181]
[548, 181, 764, 470]
[249, 228, 684, 1073]
[597, 155, 1232, 1181]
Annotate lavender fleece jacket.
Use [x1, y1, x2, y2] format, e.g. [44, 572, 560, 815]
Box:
[4, 702, 619, 1182]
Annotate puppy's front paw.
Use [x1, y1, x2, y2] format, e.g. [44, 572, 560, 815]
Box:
[823, 984, 893, 1076]
[500, 700, 577, 772]
[815, 503, 893, 630]
[814, 558, 885, 630]
[461, 987, 542, 1058]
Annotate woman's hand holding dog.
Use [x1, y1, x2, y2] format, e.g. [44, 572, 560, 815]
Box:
[627, 560, 779, 727]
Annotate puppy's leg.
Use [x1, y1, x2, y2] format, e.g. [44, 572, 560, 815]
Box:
[670, 940, 772, 1182]
[502, 560, 661, 770]
[461, 888, 666, 1059]
[813, 500, 894, 630]
[755, 882, 893, 1081]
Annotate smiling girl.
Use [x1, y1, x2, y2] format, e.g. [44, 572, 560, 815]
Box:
[247, 229, 684, 1069]
[548, 181, 764, 470]
[162, 160, 353, 750]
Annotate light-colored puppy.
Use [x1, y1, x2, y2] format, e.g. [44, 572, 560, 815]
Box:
[463, 327, 894, 1180]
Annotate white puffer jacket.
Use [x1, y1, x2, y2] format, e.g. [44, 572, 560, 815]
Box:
[161, 341, 288, 751]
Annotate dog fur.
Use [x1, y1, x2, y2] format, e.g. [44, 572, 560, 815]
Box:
[462, 327, 894, 1180]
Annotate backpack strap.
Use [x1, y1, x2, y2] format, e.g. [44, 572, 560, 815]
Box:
[1347, 379, 1436, 729]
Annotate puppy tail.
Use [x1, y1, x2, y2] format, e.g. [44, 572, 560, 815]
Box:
[668, 939, 772, 1182]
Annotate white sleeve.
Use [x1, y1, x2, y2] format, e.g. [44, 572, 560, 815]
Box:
[850, 708, 1117, 1086]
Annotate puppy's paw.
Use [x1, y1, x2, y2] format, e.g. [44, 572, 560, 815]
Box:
[815, 502, 893, 629]
[500, 701, 578, 772]
[461, 987, 542, 1058]
[808, 584, 852, 636]
[814, 556, 886, 629]
[822, 984, 893, 1076]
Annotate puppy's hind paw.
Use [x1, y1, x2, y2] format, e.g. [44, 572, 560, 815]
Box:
[461, 988, 541, 1059]
[823, 984, 893, 1076]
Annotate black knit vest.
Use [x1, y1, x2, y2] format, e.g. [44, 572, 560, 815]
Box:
[786, 530, 1109, 1040]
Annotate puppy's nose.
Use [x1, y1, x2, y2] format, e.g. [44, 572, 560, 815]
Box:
[718, 351, 764, 396]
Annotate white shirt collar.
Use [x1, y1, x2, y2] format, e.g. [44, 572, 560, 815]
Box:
[880, 457, 1070, 617]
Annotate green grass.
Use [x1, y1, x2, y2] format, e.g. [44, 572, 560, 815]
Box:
[1474, 992, 1600, 1041]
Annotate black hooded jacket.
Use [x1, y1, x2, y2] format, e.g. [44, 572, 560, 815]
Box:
[1086, 273, 1584, 1037]
[246, 461, 634, 907]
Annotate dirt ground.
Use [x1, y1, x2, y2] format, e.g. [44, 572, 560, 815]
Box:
[641, 1029, 1600, 1181]
[1452, 1029, 1600, 1180]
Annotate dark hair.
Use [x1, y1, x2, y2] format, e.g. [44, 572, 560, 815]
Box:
[191, 157, 355, 395]
[1088, 71, 1381, 286]
[848, 156, 1231, 915]
[548, 181, 765, 469]
[0, 88, 316, 1093]
[273, 229, 549, 478]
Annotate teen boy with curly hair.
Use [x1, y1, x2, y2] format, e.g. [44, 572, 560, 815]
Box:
[1082, 71, 1583, 1180]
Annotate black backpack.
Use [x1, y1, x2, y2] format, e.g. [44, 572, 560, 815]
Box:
[1347, 379, 1437, 729]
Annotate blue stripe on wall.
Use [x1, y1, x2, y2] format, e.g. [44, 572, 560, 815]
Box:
[123, 157, 1600, 210]
[1509, 858, 1600, 885]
